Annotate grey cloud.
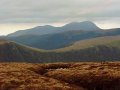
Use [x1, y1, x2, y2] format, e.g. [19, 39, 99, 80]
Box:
[0, 0, 120, 23]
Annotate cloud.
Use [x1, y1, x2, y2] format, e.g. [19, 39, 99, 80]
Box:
[0, 0, 120, 24]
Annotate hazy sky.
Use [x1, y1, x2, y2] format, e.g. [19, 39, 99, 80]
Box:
[0, 0, 120, 35]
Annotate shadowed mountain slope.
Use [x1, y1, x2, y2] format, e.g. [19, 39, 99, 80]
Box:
[1, 36, 120, 62]
[0, 40, 47, 62]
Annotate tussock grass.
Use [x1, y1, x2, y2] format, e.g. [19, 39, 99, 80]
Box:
[0, 62, 119, 90]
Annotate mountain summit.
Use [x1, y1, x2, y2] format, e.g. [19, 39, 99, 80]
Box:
[61, 21, 100, 31]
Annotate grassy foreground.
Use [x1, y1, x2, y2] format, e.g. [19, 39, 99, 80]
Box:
[0, 62, 119, 90]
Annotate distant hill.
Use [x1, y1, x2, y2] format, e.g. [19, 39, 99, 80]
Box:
[1, 36, 120, 63]
[7, 28, 120, 50]
[7, 21, 100, 37]
[8, 30, 98, 50]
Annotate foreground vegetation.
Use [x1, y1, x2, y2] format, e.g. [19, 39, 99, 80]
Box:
[0, 62, 119, 90]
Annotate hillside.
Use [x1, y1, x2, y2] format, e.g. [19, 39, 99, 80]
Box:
[47, 36, 120, 61]
[0, 40, 48, 62]
[1, 36, 120, 62]
[54, 36, 120, 52]
[0, 62, 119, 90]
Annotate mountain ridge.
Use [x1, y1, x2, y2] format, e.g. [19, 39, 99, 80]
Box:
[7, 21, 100, 37]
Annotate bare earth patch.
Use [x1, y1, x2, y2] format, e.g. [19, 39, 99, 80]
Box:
[0, 62, 119, 90]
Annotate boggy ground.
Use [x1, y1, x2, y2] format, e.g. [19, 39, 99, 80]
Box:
[0, 62, 119, 90]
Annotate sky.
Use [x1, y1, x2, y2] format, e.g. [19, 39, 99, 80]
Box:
[0, 0, 120, 35]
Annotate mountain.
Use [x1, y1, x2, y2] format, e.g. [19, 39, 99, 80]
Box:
[7, 28, 120, 50]
[8, 30, 98, 50]
[7, 21, 100, 37]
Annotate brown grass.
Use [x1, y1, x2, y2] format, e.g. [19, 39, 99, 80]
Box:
[0, 62, 119, 90]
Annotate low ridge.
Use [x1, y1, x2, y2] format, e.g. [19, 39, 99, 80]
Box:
[1, 36, 120, 63]
[0, 40, 47, 62]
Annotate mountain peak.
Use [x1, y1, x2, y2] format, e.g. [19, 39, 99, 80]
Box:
[62, 21, 100, 31]
[65, 21, 95, 26]
[35, 25, 55, 29]
[81, 21, 94, 23]
[69, 21, 94, 24]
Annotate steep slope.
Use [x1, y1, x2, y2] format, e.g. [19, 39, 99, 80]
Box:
[7, 21, 100, 37]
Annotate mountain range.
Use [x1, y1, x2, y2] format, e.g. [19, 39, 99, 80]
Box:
[5, 21, 120, 50]
[0, 21, 120, 62]
[7, 21, 100, 37]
